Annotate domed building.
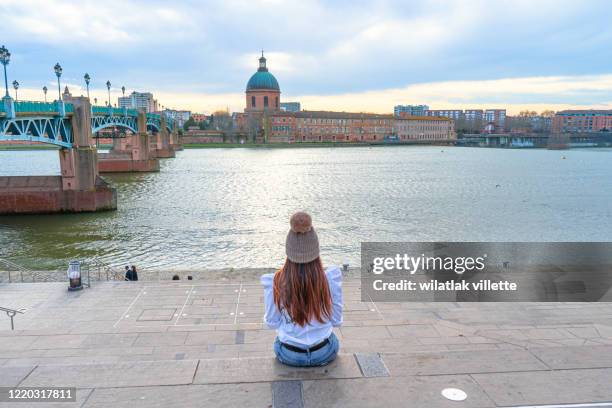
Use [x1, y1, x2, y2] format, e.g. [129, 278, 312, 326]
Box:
[245, 52, 280, 112]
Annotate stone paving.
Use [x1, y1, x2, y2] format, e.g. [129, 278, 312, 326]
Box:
[1, 277, 612, 407]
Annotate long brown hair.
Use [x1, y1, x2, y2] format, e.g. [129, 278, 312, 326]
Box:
[273, 257, 332, 326]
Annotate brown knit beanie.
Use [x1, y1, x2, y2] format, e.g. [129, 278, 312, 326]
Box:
[285, 212, 320, 263]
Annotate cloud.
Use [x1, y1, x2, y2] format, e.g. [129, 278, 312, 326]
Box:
[0, 0, 197, 47]
[3, 0, 612, 110]
[13, 73, 612, 115]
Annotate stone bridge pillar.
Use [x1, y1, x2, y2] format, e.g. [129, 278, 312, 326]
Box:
[133, 111, 155, 161]
[167, 117, 183, 151]
[59, 97, 96, 191]
[153, 115, 176, 158]
[97, 110, 160, 172]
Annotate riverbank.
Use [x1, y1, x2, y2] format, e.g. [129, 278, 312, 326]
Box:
[183, 142, 376, 149]
[2, 278, 612, 407]
[182, 141, 452, 148]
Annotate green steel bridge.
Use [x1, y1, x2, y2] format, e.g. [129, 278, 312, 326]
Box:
[0, 99, 175, 149]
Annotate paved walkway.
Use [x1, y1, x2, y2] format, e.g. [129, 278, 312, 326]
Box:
[1, 278, 612, 407]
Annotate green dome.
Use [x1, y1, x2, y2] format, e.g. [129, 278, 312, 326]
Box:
[245, 52, 280, 91]
[246, 71, 280, 91]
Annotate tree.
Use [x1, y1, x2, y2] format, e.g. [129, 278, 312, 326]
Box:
[182, 117, 197, 131]
[210, 110, 235, 142]
[518, 110, 538, 118]
[540, 110, 556, 118]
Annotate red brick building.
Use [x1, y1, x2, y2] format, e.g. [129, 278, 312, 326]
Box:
[552, 110, 612, 133]
[268, 111, 454, 143]
[235, 53, 455, 144]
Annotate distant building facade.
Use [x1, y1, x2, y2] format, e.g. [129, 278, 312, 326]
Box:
[552, 110, 612, 133]
[233, 53, 454, 144]
[117, 91, 157, 112]
[484, 109, 506, 132]
[267, 110, 454, 143]
[280, 102, 301, 112]
[426, 109, 463, 120]
[164, 109, 191, 128]
[191, 113, 208, 123]
[464, 109, 484, 121]
[118, 96, 131, 109]
[62, 86, 72, 101]
[394, 104, 429, 117]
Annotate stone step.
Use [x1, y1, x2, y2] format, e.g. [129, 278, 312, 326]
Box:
[5, 353, 612, 407]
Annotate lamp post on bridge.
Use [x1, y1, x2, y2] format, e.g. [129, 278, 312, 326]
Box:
[12, 80, 18, 101]
[0, 45, 10, 98]
[43, 86, 48, 102]
[54, 63, 63, 101]
[106, 80, 111, 107]
[84, 73, 90, 100]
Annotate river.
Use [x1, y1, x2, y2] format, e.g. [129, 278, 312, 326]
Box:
[1, 146, 611, 271]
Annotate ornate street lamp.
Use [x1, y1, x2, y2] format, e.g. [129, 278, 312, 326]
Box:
[121, 85, 125, 97]
[84, 73, 90, 99]
[43, 85, 48, 102]
[0, 45, 10, 98]
[54, 63, 63, 101]
[106, 80, 111, 106]
[12, 80, 18, 101]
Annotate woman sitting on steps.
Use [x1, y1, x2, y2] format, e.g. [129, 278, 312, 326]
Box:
[261, 211, 343, 367]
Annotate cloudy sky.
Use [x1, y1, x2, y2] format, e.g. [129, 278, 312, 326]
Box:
[2, 0, 612, 114]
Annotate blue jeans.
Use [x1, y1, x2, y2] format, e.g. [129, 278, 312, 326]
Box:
[274, 333, 339, 367]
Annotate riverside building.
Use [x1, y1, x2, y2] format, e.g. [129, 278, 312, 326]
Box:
[394, 104, 429, 117]
[552, 110, 612, 133]
[236, 53, 455, 144]
[268, 111, 454, 143]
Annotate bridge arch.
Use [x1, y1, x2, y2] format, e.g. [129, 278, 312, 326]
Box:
[0, 116, 73, 148]
[146, 122, 160, 133]
[91, 115, 138, 134]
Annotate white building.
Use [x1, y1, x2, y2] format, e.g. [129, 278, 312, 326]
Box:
[164, 109, 191, 128]
[118, 96, 131, 109]
[394, 104, 429, 117]
[117, 92, 157, 112]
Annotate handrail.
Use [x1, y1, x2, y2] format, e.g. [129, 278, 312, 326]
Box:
[0, 306, 26, 330]
[12, 100, 73, 114]
[87, 258, 124, 281]
[0, 258, 59, 283]
[0, 257, 29, 282]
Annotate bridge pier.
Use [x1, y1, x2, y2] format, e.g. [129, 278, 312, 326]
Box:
[0, 97, 117, 214]
[151, 115, 176, 158]
[169, 130, 183, 151]
[98, 111, 160, 172]
[151, 132, 175, 158]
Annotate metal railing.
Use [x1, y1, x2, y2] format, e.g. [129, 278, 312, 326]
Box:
[91, 105, 138, 117]
[0, 306, 26, 330]
[0, 257, 32, 283]
[87, 258, 125, 281]
[0, 258, 78, 283]
[13, 100, 73, 114]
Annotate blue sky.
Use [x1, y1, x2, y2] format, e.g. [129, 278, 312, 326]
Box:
[2, 0, 612, 114]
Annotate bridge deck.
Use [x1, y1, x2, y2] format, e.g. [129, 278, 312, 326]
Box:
[1, 276, 612, 407]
